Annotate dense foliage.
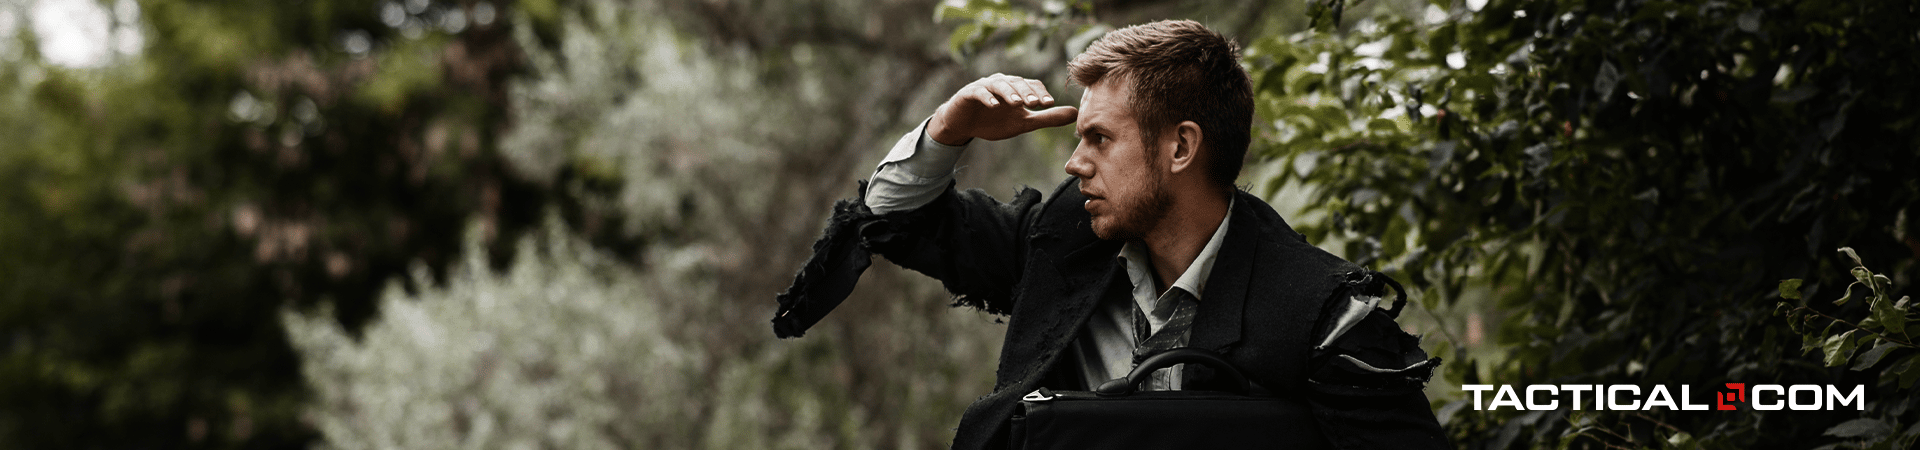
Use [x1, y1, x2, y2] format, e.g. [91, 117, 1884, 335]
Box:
[1245, 0, 1918, 448]
[0, 0, 606, 446]
[950, 0, 1918, 447]
[6, 0, 1060, 446]
[1778, 250, 1919, 450]
[294, 0, 1032, 446]
[5, 0, 1911, 448]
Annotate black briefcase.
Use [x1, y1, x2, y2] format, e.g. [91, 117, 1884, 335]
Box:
[1007, 348, 1331, 449]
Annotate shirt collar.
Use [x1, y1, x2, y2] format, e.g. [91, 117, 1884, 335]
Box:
[1116, 196, 1235, 302]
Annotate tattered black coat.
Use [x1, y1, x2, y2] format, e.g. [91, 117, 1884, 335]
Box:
[774, 177, 1447, 450]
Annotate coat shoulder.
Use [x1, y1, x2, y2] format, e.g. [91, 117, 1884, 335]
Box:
[1232, 190, 1364, 283]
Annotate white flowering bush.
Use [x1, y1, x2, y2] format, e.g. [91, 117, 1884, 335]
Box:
[288, 222, 1004, 449]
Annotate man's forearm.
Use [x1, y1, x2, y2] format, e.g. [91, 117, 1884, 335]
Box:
[865, 117, 968, 214]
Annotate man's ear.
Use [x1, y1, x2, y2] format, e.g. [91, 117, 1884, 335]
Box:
[1167, 121, 1204, 174]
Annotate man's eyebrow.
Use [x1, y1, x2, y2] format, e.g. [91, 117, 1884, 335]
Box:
[1076, 123, 1108, 138]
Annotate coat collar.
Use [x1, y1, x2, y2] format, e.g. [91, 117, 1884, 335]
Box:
[1187, 191, 1265, 353]
[1043, 184, 1282, 355]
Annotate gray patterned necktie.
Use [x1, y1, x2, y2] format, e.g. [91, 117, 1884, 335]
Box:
[1132, 293, 1198, 365]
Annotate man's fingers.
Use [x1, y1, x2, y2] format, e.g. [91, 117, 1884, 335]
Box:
[970, 85, 999, 107]
[969, 74, 1058, 109]
[1026, 106, 1079, 129]
[989, 80, 1025, 107]
[1023, 79, 1054, 105]
[1007, 78, 1040, 105]
[945, 74, 1074, 141]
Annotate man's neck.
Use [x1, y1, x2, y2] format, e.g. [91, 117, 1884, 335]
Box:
[1139, 188, 1232, 296]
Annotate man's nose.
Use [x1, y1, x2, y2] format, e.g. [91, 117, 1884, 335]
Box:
[1064, 146, 1093, 179]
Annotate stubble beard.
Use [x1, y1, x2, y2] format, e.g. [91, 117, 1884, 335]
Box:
[1092, 173, 1171, 242]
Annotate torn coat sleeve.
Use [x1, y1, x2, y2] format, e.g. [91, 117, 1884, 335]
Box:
[1307, 271, 1449, 450]
[772, 180, 1045, 338]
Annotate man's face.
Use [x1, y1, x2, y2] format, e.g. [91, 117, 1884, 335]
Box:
[1066, 79, 1171, 241]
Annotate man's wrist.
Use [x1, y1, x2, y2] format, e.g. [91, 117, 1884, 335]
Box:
[929, 131, 972, 147]
[906, 123, 970, 179]
[927, 114, 973, 146]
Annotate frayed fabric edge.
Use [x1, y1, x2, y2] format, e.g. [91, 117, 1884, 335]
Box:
[773, 181, 1029, 337]
[772, 181, 880, 338]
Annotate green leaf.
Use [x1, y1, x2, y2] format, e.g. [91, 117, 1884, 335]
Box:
[1840, 247, 1866, 268]
[1900, 354, 1920, 389]
[948, 23, 981, 57]
[1875, 295, 1908, 334]
[1007, 24, 1031, 48]
[1593, 60, 1621, 100]
[1368, 118, 1401, 133]
[1259, 67, 1289, 96]
[1889, 355, 1920, 387]
[1428, 23, 1457, 56]
[1825, 329, 1859, 367]
[1311, 105, 1349, 129]
[1780, 279, 1803, 300]
[1804, 321, 1834, 355]
[934, 4, 969, 21]
[1853, 340, 1902, 371]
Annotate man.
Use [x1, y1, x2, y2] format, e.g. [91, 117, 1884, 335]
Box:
[773, 20, 1446, 449]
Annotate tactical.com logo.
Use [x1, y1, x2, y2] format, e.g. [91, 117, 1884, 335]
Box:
[1461, 383, 1866, 411]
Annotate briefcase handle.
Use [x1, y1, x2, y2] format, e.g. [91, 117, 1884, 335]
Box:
[1095, 347, 1250, 396]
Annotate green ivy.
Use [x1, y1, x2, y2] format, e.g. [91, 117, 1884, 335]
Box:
[1778, 249, 1920, 449]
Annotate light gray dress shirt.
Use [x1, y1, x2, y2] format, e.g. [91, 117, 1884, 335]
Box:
[865, 118, 1233, 391]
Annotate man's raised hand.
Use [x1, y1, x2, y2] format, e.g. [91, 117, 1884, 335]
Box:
[927, 74, 1079, 146]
